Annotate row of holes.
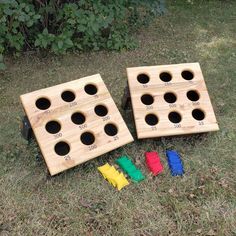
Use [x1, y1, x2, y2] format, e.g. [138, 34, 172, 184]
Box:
[54, 124, 118, 156]
[141, 90, 199, 105]
[137, 70, 194, 84]
[45, 105, 108, 134]
[55, 109, 205, 155]
[145, 109, 205, 126]
[35, 84, 98, 110]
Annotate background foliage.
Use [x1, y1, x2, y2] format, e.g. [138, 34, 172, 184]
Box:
[0, 0, 165, 69]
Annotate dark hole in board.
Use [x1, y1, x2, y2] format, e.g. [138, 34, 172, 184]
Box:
[164, 92, 177, 103]
[71, 112, 86, 125]
[159, 72, 172, 82]
[168, 111, 182, 123]
[54, 141, 70, 156]
[141, 94, 154, 105]
[45, 120, 61, 134]
[35, 97, 51, 110]
[187, 90, 200, 101]
[84, 84, 98, 95]
[181, 70, 194, 80]
[192, 109, 205, 121]
[145, 114, 159, 126]
[137, 74, 150, 84]
[94, 105, 108, 117]
[80, 132, 95, 145]
[104, 123, 118, 136]
[61, 90, 75, 102]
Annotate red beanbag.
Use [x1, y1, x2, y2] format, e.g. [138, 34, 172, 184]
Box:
[145, 152, 163, 176]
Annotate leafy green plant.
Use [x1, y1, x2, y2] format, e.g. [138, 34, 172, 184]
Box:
[0, 0, 165, 69]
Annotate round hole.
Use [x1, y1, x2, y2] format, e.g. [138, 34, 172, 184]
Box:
[164, 92, 177, 103]
[181, 70, 194, 80]
[187, 90, 200, 101]
[137, 74, 150, 84]
[192, 109, 205, 121]
[104, 123, 118, 136]
[160, 72, 172, 82]
[45, 120, 61, 134]
[141, 94, 154, 105]
[84, 84, 98, 95]
[94, 105, 108, 117]
[35, 97, 51, 110]
[80, 132, 95, 145]
[61, 90, 75, 102]
[71, 112, 86, 125]
[168, 111, 182, 123]
[54, 141, 70, 156]
[145, 114, 159, 126]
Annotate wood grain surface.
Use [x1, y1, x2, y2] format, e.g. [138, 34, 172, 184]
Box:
[20, 74, 133, 175]
[126, 63, 219, 139]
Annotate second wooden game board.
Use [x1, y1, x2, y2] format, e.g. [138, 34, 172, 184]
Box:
[126, 63, 219, 139]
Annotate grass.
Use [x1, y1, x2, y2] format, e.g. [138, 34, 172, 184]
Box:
[0, 0, 236, 235]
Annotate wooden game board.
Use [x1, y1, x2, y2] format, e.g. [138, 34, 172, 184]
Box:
[126, 63, 219, 139]
[20, 74, 133, 175]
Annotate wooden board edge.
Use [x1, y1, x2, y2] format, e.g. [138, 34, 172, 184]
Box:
[49, 136, 134, 176]
[126, 62, 201, 71]
[137, 125, 220, 139]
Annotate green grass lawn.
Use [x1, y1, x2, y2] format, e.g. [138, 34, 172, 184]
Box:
[0, 0, 236, 235]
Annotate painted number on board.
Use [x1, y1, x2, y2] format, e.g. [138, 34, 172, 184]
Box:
[44, 110, 50, 114]
[165, 82, 172, 86]
[146, 105, 153, 110]
[151, 126, 157, 131]
[192, 102, 200, 106]
[88, 144, 97, 151]
[79, 124, 87, 130]
[174, 124, 181, 128]
[64, 155, 71, 161]
[169, 104, 177, 108]
[143, 84, 148, 88]
[69, 101, 77, 107]
[113, 135, 119, 141]
[54, 133, 62, 139]
[199, 121, 204, 126]
[102, 116, 110, 121]
[94, 94, 99, 99]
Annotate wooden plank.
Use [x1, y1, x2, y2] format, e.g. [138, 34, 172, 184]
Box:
[126, 63, 219, 139]
[20, 74, 133, 175]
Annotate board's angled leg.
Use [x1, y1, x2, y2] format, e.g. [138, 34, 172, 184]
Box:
[121, 84, 131, 110]
[21, 115, 33, 142]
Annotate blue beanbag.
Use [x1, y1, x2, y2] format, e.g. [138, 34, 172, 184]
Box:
[166, 150, 184, 176]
